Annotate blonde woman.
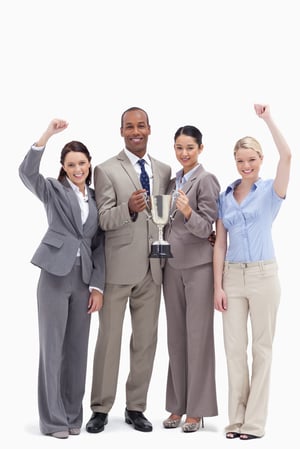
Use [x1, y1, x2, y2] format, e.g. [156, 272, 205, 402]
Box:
[213, 104, 291, 440]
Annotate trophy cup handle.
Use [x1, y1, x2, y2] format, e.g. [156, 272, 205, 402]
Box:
[143, 192, 152, 220]
[169, 189, 179, 222]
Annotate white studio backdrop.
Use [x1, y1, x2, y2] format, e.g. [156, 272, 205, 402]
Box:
[1, 1, 299, 448]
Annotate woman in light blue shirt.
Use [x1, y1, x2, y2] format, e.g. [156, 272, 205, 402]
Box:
[213, 104, 291, 440]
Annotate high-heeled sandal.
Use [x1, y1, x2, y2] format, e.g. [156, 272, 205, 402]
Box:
[182, 417, 204, 433]
[240, 433, 260, 440]
[163, 414, 182, 429]
[226, 432, 240, 439]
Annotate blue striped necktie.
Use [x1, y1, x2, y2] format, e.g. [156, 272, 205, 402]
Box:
[138, 159, 150, 197]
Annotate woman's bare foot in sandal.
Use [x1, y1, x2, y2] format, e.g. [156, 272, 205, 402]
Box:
[226, 432, 240, 439]
[240, 433, 260, 440]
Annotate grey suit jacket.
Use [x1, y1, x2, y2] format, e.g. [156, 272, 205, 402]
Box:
[94, 149, 171, 285]
[165, 164, 220, 270]
[19, 147, 105, 290]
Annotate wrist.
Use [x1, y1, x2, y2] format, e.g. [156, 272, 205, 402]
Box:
[128, 205, 138, 221]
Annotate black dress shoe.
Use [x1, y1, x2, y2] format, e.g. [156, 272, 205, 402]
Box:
[125, 408, 152, 432]
[86, 412, 108, 433]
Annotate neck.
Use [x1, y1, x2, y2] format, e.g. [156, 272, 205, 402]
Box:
[183, 163, 199, 175]
[240, 177, 259, 188]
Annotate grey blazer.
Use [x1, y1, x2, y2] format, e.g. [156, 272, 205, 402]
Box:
[19, 147, 105, 290]
[94, 149, 171, 285]
[164, 164, 220, 270]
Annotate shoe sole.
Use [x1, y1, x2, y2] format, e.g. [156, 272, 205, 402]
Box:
[86, 427, 105, 433]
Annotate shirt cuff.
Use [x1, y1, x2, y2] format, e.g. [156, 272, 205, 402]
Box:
[31, 143, 45, 151]
[89, 286, 103, 294]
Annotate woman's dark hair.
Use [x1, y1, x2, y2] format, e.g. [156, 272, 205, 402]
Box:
[58, 140, 92, 186]
[174, 125, 203, 146]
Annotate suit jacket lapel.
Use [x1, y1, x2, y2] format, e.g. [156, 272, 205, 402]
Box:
[83, 188, 98, 232]
[182, 164, 204, 195]
[117, 150, 141, 191]
[62, 179, 83, 235]
[149, 156, 160, 195]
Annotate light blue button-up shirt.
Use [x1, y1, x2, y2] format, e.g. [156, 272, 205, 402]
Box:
[218, 178, 284, 262]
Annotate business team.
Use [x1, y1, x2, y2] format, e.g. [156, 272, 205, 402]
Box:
[21, 105, 290, 440]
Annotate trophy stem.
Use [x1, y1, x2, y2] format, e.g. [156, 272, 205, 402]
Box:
[158, 225, 164, 242]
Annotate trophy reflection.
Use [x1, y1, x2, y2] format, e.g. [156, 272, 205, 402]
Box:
[146, 194, 174, 258]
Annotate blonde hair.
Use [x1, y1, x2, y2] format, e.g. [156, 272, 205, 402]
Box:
[233, 136, 263, 158]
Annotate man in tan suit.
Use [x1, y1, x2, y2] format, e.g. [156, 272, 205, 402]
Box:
[86, 107, 171, 433]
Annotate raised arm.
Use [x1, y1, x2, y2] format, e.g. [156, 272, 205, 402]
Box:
[254, 104, 291, 198]
[19, 118, 69, 201]
[35, 118, 69, 147]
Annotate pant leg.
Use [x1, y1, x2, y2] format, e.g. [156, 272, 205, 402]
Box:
[61, 261, 91, 429]
[90, 282, 129, 413]
[241, 262, 280, 436]
[222, 264, 250, 434]
[163, 262, 187, 415]
[37, 269, 70, 434]
[126, 270, 161, 411]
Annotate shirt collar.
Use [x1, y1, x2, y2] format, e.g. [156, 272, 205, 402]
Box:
[225, 178, 262, 195]
[124, 148, 151, 166]
[175, 164, 200, 184]
[66, 177, 87, 197]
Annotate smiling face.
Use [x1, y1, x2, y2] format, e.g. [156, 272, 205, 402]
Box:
[174, 134, 203, 174]
[235, 147, 263, 181]
[120, 109, 151, 157]
[62, 151, 91, 192]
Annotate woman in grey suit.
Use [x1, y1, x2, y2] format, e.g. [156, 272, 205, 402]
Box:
[19, 119, 105, 439]
[162, 125, 220, 432]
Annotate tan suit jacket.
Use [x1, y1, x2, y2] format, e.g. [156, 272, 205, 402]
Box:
[94, 149, 171, 285]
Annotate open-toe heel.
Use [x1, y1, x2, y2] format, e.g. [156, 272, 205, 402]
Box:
[226, 432, 240, 439]
[240, 433, 260, 440]
[182, 417, 204, 433]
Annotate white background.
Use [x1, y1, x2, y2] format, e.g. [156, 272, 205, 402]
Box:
[1, 1, 299, 448]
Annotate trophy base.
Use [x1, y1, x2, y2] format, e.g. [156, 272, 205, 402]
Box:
[149, 242, 173, 259]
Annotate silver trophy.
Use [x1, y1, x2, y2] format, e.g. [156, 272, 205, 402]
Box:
[144, 194, 174, 258]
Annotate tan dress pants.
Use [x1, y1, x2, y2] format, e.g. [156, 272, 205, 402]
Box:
[222, 260, 280, 437]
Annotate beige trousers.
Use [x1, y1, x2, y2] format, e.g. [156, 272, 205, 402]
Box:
[90, 269, 161, 413]
[222, 260, 280, 437]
